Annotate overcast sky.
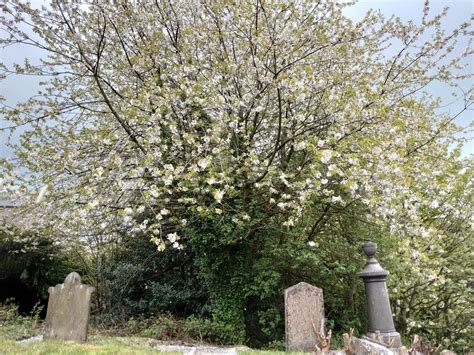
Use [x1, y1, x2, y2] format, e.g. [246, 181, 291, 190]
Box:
[1, 0, 472, 160]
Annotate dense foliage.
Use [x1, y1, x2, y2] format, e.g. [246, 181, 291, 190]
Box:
[0, 0, 472, 351]
[0, 225, 71, 314]
[94, 234, 207, 321]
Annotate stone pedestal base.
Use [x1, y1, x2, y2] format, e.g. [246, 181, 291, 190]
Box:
[364, 331, 402, 348]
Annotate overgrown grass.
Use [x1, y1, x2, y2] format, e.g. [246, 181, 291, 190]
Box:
[91, 313, 250, 346]
[0, 300, 42, 341]
[0, 302, 305, 354]
[0, 302, 169, 353]
[0, 336, 178, 354]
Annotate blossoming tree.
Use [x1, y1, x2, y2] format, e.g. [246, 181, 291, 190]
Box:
[0, 0, 472, 348]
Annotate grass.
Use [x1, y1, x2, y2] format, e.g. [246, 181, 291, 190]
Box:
[0, 302, 293, 354]
[0, 335, 292, 354]
[0, 302, 173, 354]
[0, 336, 179, 354]
[0, 340, 298, 355]
[0, 333, 295, 354]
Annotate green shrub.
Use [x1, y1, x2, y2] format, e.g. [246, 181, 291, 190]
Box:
[0, 300, 42, 340]
[91, 313, 243, 345]
[139, 315, 183, 340]
[0, 225, 72, 314]
[184, 315, 243, 344]
[91, 233, 208, 326]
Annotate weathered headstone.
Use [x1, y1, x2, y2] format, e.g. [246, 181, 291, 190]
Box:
[43, 272, 95, 342]
[285, 282, 325, 352]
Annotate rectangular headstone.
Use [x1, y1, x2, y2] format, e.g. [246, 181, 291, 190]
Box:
[285, 282, 325, 352]
[43, 272, 95, 342]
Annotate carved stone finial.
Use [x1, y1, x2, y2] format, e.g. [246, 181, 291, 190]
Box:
[362, 241, 377, 258]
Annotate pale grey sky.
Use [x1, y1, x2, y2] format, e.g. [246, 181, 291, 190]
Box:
[1, 0, 473, 159]
[344, 0, 473, 157]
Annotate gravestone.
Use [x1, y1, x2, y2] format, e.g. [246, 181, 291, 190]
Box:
[43, 272, 95, 342]
[285, 282, 325, 352]
[358, 242, 402, 348]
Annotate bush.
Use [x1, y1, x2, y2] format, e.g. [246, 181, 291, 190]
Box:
[91, 313, 242, 345]
[0, 300, 42, 340]
[138, 315, 183, 340]
[184, 315, 243, 344]
[0, 225, 72, 316]
[91, 233, 208, 326]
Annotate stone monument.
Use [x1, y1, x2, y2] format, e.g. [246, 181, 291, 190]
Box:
[43, 272, 95, 342]
[358, 241, 402, 348]
[285, 282, 326, 352]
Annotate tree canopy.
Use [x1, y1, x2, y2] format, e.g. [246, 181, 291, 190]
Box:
[0, 0, 472, 350]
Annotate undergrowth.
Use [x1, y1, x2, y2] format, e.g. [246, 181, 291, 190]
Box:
[91, 313, 247, 346]
[0, 299, 43, 340]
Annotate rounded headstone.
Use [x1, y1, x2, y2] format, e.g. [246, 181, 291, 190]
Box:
[65, 272, 82, 285]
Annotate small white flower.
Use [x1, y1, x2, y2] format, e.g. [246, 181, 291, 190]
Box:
[207, 177, 218, 185]
[279, 173, 290, 187]
[163, 175, 173, 186]
[88, 200, 99, 209]
[308, 241, 316, 247]
[213, 189, 225, 203]
[430, 200, 439, 209]
[150, 188, 160, 198]
[388, 152, 398, 161]
[96, 166, 104, 177]
[320, 150, 333, 164]
[321, 178, 328, 185]
[198, 158, 210, 169]
[348, 181, 358, 192]
[167, 232, 180, 243]
[157, 241, 166, 252]
[328, 164, 337, 172]
[294, 141, 307, 151]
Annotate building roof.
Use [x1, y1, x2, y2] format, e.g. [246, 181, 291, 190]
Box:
[0, 199, 17, 208]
